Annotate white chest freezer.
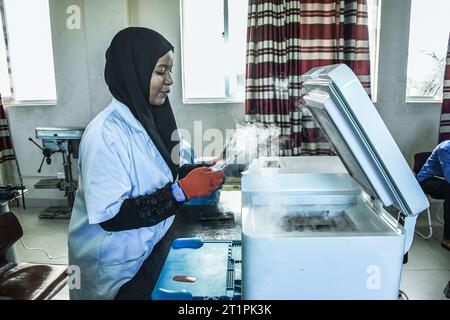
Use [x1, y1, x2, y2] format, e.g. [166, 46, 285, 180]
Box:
[241, 64, 429, 300]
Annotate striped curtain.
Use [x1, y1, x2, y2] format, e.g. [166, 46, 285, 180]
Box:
[439, 34, 450, 143]
[245, 0, 371, 155]
[0, 94, 21, 186]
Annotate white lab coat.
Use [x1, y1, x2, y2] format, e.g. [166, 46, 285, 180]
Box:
[68, 98, 188, 299]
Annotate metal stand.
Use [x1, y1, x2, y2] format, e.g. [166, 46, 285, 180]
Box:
[415, 208, 433, 239]
[415, 197, 445, 240]
[30, 127, 83, 220]
[38, 144, 77, 219]
[38, 206, 72, 219]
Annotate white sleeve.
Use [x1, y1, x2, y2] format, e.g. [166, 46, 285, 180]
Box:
[79, 130, 132, 224]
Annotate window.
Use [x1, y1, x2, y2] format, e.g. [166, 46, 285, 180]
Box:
[0, 7, 10, 98]
[180, 0, 379, 103]
[180, 0, 247, 103]
[0, 0, 57, 105]
[406, 0, 450, 102]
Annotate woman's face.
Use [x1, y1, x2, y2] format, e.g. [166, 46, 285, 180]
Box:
[149, 50, 174, 106]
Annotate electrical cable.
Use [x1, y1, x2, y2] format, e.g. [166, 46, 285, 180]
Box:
[19, 238, 68, 260]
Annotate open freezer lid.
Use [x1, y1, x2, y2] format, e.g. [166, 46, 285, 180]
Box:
[301, 64, 428, 217]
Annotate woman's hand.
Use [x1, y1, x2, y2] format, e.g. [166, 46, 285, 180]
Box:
[178, 167, 224, 200]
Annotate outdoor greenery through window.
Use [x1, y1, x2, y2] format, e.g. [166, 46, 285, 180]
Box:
[406, 0, 450, 102]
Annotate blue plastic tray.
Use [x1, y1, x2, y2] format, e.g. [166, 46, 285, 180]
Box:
[151, 238, 241, 300]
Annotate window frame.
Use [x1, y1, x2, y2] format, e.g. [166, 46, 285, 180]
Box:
[368, 0, 381, 103]
[180, 0, 245, 104]
[180, 0, 381, 104]
[0, 0, 57, 107]
[405, 96, 443, 104]
[405, 0, 450, 104]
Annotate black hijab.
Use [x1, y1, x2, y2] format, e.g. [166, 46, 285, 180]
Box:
[105, 27, 179, 180]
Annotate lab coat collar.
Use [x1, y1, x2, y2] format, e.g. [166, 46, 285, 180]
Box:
[111, 98, 146, 133]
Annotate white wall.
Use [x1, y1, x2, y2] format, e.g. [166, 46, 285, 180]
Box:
[375, 0, 441, 164]
[6, 0, 128, 205]
[4, 0, 441, 204]
[128, 0, 245, 154]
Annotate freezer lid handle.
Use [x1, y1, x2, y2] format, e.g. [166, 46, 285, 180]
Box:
[403, 215, 417, 254]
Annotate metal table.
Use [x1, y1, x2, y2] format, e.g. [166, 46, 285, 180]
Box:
[170, 191, 242, 241]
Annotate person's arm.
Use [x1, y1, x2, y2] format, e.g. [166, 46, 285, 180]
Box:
[80, 130, 219, 232]
[100, 182, 182, 232]
[100, 167, 224, 232]
[439, 146, 450, 183]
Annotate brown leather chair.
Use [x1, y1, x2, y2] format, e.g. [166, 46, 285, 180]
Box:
[0, 211, 68, 300]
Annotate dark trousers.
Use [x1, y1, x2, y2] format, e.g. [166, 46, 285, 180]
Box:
[419, 177, 450, 240]
[114, 222, 178, 300]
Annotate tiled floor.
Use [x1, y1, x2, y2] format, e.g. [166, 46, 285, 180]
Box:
[8, 201, 450, 300]
[11, 206, 70, 300]
[400, 200, 450, 300]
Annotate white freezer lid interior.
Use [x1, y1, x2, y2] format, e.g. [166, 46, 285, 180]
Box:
[301, 64, 428, 217]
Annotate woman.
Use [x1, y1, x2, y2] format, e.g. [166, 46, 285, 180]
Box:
[68, 27, 224, 300]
